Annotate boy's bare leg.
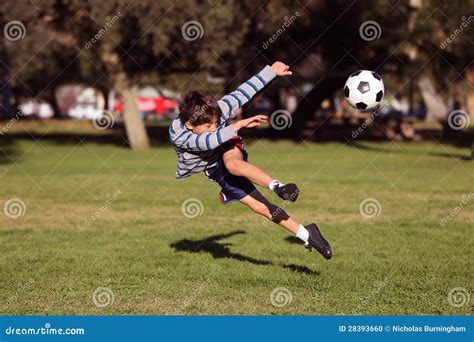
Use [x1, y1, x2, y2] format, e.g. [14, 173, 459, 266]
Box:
[222, 148, 299, 202]
[223, 147, 300, 202]
[238, 190, 299, 234]
[222, 148, 273, 188]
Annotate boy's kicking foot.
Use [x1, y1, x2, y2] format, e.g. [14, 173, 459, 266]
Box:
[222, 137, 299, 202]
[270, 181, 299, 202]
[304, 223, 332, 259]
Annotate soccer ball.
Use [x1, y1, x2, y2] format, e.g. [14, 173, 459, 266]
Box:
[343, 70, 384, 111]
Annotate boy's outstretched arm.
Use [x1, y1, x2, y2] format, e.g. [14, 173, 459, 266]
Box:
[218, 62, 292, 121]
[169, 121, 236, 152]
[169, 115, 268, 152]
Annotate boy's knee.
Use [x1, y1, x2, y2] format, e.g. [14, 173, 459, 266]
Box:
[225, 159, 243, 175]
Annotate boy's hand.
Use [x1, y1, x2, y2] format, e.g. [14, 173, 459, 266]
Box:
[233, 115, 268, 131]
[271, 61, 292, 76]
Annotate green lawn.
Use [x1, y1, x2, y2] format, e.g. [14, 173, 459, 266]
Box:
[0, 136, 472, 315]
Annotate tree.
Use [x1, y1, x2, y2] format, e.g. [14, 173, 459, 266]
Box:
[3, 0, 472, 145]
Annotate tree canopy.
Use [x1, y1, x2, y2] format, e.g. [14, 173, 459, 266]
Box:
[1, 0, 472, 143]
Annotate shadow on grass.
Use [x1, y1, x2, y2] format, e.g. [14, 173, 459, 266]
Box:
[170, 230, 319, 276]
[427, 151, 472, 161]
[284, 236, 304, 245]
[351, 141, 472, 161]
[0, 123, 173, 149]
[0, 137, 19, 164]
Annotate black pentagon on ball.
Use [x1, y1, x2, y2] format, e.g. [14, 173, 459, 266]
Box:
[372, 72, 381, 80]
[344, 86, 350, 98]
[357, 81, 370, 93]
[376, 90, 384, 102]
[350, 70, 362, 77]
[356, 102, 367, 110]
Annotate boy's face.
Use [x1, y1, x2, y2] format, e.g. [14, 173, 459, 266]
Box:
[185, 120, 217, 134]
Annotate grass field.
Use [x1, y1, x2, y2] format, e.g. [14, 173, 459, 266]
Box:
[0, 134, 472, 315]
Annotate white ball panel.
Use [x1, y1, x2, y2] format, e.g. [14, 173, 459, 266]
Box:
[357, 70, 375, 82]
[369, 79, 384, 94]
[347, 90, 363, 106]
[345, 76, 360, 90]
[362, 92, 377, 109]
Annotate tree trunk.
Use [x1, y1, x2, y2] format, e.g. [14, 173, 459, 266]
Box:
[114, 72, 150, 150]
[0, 38, 13, 118]
[100, 43, 150, 150]
[466, 69, 474, 123]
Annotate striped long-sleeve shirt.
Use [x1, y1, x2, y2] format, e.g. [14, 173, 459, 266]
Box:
[169, 65, 276, 179]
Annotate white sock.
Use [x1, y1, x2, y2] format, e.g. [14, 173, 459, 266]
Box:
[296, 224, 309, 243]
[269, 179, 285, 191]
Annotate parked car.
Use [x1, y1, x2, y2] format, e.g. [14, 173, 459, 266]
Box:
[55, 84, 105, 119]
[109, 86, 179, 119]
[18, 98, 54, 119]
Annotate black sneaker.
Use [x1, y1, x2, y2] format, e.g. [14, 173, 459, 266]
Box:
[304, 223, 332, 260]
[274, 183, 299, 202]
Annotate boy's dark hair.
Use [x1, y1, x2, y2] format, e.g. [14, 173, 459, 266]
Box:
[179, 90, 221, 126]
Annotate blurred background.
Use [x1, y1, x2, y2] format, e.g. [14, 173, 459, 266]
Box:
[1, 0, 473, 315]
[0, 0, 472, 152]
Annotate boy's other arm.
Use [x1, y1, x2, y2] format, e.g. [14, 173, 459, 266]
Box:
[169, 119, 236, 152]
[169, 116, 268, 152]
[217, 65, 276, 121]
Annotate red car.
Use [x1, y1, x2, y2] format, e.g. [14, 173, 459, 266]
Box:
[112, 91, 179, 119]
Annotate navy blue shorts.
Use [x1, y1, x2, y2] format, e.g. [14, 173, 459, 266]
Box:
[204, 136, 256, 204]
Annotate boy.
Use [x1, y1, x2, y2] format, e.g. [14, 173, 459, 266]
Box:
[169, 62, 332, 260]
